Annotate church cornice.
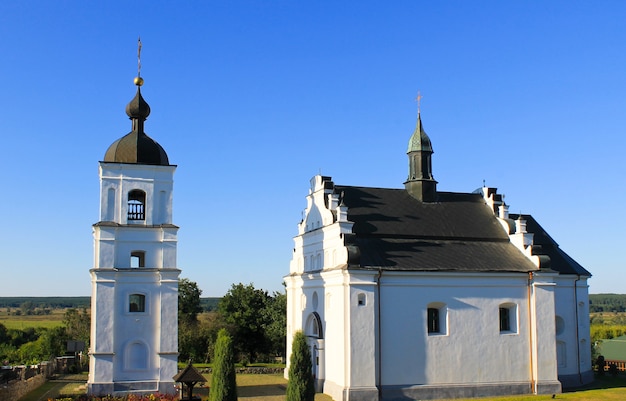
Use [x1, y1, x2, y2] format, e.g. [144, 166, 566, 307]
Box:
[93, 222, 179, 229]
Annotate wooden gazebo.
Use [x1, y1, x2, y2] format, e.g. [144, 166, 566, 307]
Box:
[173, 361, 207, 400]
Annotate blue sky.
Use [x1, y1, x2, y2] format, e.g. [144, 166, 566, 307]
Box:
[0, 1, 624, 297]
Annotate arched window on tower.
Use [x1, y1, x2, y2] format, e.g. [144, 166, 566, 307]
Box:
[128, 190, 146, 221]
[130, 251, 145, 268]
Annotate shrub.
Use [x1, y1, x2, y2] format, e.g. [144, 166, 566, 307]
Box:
[286, 331, 314, 401]
[209, 328, 237, 401]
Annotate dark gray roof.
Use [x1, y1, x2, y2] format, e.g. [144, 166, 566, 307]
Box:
[335, 186, 587, 276]
[173, 362, 206, 383]
[510, 214, 591, 276]
[104, 130, 169, 166]
[103, 85, 170, 166]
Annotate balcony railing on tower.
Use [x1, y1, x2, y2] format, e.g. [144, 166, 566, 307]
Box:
[128, 200, 145, 220]
[127, 190, 146, 221]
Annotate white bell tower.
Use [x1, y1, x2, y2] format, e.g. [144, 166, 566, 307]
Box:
[87, 66, 180, 395]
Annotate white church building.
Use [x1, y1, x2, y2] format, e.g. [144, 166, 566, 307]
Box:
[285, 111, 592, 401]
[87, 74, 180, 395]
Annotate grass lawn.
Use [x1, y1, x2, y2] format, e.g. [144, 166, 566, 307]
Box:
[196, 373, 332, 401]
[17, 373, 626, 401]
[18, 374, 88, 401]
[189, 373, 626, 401]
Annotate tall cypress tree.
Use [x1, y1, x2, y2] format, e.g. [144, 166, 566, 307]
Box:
[210, 329, 237, 401]
[286, 331, 315, 401]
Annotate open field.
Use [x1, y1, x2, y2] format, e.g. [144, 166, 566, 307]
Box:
[0, 308, 66, 329]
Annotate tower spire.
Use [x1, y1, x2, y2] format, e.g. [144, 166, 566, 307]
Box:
[102, 39, 169, 166]
[128, 37, 149, 134]
[404, 94, 437, 202]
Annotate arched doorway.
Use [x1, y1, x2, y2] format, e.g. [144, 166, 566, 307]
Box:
[305, 312, 325, 392]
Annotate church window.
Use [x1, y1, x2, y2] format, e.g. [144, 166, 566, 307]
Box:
[358, 293, 366, 306]
[306, 312, 324, 339]
[427, 302, 447, 335]
[499, 308, 510, 331]
[130, 251, 145, 268]
[129, 294, 146, 312]
[427, 308, 440, 333]
[499, 303, 518, 334]
[128, 190, 146, 221]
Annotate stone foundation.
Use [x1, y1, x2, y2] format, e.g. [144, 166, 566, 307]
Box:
[321, 380, 564, 401]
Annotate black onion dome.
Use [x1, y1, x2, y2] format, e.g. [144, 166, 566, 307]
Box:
[125, 87, 151, 119]
[103, 82, 170, 166]
[104, 131, 169, 165]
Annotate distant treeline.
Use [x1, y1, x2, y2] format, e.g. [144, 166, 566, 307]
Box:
[0, 297, 91, 309]
[0, 296, 222, 311]
[589, 294, 626, 313]
[0, 295, 619, 313]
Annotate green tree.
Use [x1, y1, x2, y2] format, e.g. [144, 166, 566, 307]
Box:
[17, 339, 43, 364]
[218, 283, 270, 361]
[179, 278, 203, 324]
[286, 331, 315, 401]
[0, 342, 18, 364]
[0, 323, 8, 344]
[178, 278, 205, 361]
[209, 328, 237, 401]
[201, 311, 228, 363]
[264, 291, 287, 358]
[20, 301, 35, 316]
[63, 308, 90, 347]
[39, 326, 68, 359]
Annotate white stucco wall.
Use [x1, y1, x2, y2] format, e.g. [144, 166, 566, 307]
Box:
[99, 163, 175, 226]
[553, 275, 592, 384]
[89, 161, 180, 395]
[377, 272, 537, 385]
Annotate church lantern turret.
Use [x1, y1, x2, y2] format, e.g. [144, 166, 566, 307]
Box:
[404, 108, 437, 202]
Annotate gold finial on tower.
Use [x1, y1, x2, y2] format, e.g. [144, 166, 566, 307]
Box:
[134, 37, 144, 86]
[415, 91, 423, 115]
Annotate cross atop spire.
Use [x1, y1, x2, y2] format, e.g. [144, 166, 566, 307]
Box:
[415, 91, 423, 115]
[134, 37, 144, 87]
[137, 36, 142, 78]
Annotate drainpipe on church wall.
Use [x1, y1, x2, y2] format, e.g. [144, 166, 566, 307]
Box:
[574, 275, 582, 385]
[527, 271, 536, 394]
[376, 268, 383, 401]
